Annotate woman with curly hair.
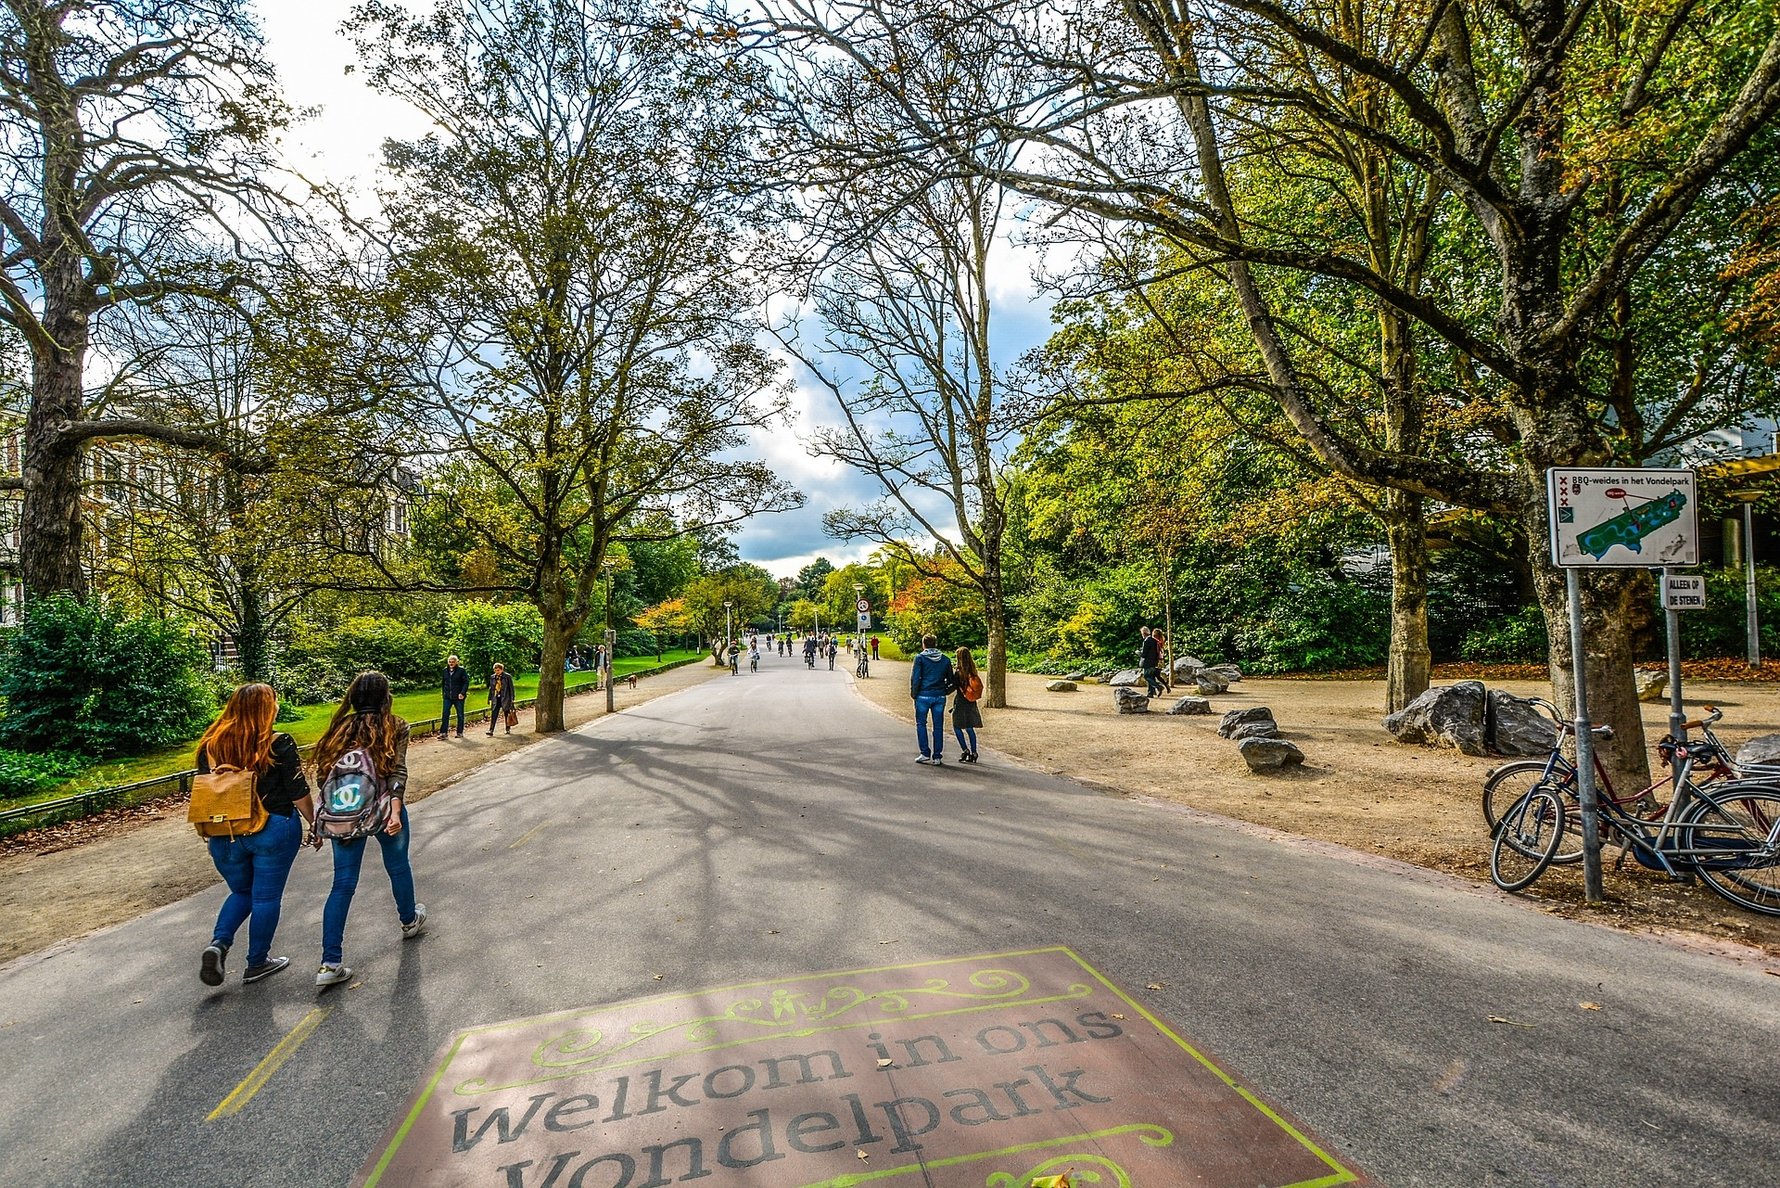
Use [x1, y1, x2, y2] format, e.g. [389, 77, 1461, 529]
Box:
[196, 683, 317, 988]
[311, 671, 427, 988]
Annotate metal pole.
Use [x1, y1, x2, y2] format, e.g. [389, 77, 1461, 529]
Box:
[1745, 500, 1761, 668]
[605, 572, 616, 715]
[1662, 568, 1685, 743]
[1568, 567, 1604, 902]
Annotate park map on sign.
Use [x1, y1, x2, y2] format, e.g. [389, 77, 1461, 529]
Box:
[1560, 486, 1690, 562]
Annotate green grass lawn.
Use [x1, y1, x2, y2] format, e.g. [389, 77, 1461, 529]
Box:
[21, 649, 704, 803]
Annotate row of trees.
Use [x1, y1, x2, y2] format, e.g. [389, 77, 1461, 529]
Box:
[4, 0, 1778, 801]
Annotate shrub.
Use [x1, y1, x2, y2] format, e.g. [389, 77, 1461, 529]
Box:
[0, 595, 215, 757]
[316, 616, 442, 687]
[1674, 566, 1780, 659]
[1459, 606, 1550, 663]
[0, 748, 87, 802]
[447, 601, 545, 685]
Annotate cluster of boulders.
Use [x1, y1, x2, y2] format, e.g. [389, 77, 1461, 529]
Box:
[1217, 706, 1304, 771]
[1381, 680, 1557, 757]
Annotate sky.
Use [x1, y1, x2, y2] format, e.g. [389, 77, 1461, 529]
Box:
[256, 0, 1058, 584]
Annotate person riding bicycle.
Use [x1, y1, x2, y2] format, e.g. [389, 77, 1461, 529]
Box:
[729, 645, 740, 675]
[749, 640, 760, 672]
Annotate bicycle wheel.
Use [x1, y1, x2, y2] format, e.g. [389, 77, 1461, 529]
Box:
[1485, 762, 1587, 865]
[1683, 788, 1780, 917]
[1483, 760, 1553, 831]
[1491, 788, 1566, 892]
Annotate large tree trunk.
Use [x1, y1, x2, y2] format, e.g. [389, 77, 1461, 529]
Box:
[1383, 493, 1432, 713]
[982, 559, 1008, 709]
[234, 575, 271, 682]
[535, 617, 572, 733]
[1524, 486, 1653, 796]
[21, 301, 88, 600]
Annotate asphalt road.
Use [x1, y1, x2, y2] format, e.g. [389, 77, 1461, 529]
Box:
[0, 652, 1776, 1186]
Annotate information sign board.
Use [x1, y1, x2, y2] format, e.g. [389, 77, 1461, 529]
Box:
[1662, 574, 1706, 611]
[1547, 468, 1698, 567]
[857, 612, 872, 630]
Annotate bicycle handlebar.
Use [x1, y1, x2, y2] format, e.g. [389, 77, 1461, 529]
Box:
[1681, 705, 1724, 731]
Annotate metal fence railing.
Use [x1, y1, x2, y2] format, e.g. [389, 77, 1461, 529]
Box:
[0, 655, 704, 833]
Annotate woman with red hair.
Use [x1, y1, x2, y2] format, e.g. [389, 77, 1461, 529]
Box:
[195, 683, 317, 988]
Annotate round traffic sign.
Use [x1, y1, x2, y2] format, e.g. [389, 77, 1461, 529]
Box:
[856, 598, 871, 612]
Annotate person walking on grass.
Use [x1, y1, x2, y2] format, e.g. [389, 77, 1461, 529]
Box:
[910, 633, 956, 765]
[487, 661, 517, 735]
[196, 684, 318, 988]
[439, 654, 469, 739]
[952, 647, 985, 764]
[311, 672, 426, 988]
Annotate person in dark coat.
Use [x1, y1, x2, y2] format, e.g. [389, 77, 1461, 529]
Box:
[486, 662, 517, 735]
[909, 634, 956, 764]
[439, 655, 470, 738]
[1140, 626, 1163, 697]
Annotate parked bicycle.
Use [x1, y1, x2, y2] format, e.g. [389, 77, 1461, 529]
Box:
[855, 650, 869, 679]
[1482, 698, 1768, 864]
[1489, 704, 1780, 914]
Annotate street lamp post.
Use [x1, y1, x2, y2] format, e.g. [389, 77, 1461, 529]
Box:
[603, 560, 617, 714]
[853, 583, 864, 653]
[724, 601, 733, 672]
[1730, 491, 1763, 667]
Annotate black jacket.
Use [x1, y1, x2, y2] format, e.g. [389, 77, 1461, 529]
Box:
[1140, 636, 1161, 667]
[197, 732, 311, 817]
[442, 664, 470, 700]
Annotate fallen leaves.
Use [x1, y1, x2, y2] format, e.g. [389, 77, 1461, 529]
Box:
[1579, 1002, 1601, 1011]
[1487, 1016, 1534, 1028]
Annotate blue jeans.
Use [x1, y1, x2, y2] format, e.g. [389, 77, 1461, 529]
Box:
[322, 805, 416, 965]
[954, 724, 977, 754]
[441, 696, 464, 733]
[208, 812, 303, 967]
[914, 696, 947, 758]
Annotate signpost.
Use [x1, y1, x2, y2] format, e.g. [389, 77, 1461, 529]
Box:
[1546, 468, 1700, 903]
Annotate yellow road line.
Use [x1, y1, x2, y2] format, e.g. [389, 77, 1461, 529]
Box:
[508, 819, 552, 849]
[207, 1006, 330, 1121]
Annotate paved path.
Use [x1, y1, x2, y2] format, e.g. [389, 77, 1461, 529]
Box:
[0, 651, 1775, 1186]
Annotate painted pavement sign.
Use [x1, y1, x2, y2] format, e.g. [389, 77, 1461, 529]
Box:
[357, 947, 1367, 1187]
[1546, 468, 1698, 567]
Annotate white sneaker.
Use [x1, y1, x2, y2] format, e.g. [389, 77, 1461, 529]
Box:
[316, 963, 352, 988]
[402, 904, 428, 940]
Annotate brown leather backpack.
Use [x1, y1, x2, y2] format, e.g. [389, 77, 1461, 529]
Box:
[188, 765, 267, 839]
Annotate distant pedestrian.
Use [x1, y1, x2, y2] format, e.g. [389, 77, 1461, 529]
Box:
[827, 637, 838, 669]
[195, 683, 318, 988]
[487, 662, 517, 735]
[870, 636, 880, 660]
[439, 654, 469, 738]
[910, 633, 956, 764]
[311, 671, 425, 988]
[1140, 626, 1163, 697]
[952, 646, 984, 763]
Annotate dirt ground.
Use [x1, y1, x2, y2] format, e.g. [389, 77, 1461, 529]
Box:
[0, 663, 724, 965]
[851, 660, 1780, 965]
[6, 656, 1780, 970]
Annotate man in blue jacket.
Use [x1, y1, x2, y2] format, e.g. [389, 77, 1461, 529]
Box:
[909, 633, 955, 764]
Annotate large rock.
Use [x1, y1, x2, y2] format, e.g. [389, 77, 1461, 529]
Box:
[1737, 734, 1780, 770]
[1046, 680, 1078, 692]
[1108, 668, 1145, 688]
[1635, 670, 1669, 703]
[1231, 719, 1280, 740]
[1194, 671, 1230, 695]
[1486, 691, 1558, 757]
[1167, 697, 1211, 715]
[1172, 656, 1205, 680]
[1114, 687, 1151, 714]
[1239, 737, 1304, 771]
[1064, 672, 1088, 682]
[1383, 680, 1488, 756]
[1205, 664, 1243, 683]
[1218, 706, 1276, 738]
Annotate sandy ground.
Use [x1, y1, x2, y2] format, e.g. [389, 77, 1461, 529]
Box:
[0, 662, 724, 964]
[6, 655, 1780, 966]
[851, 660, 1780, 961]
